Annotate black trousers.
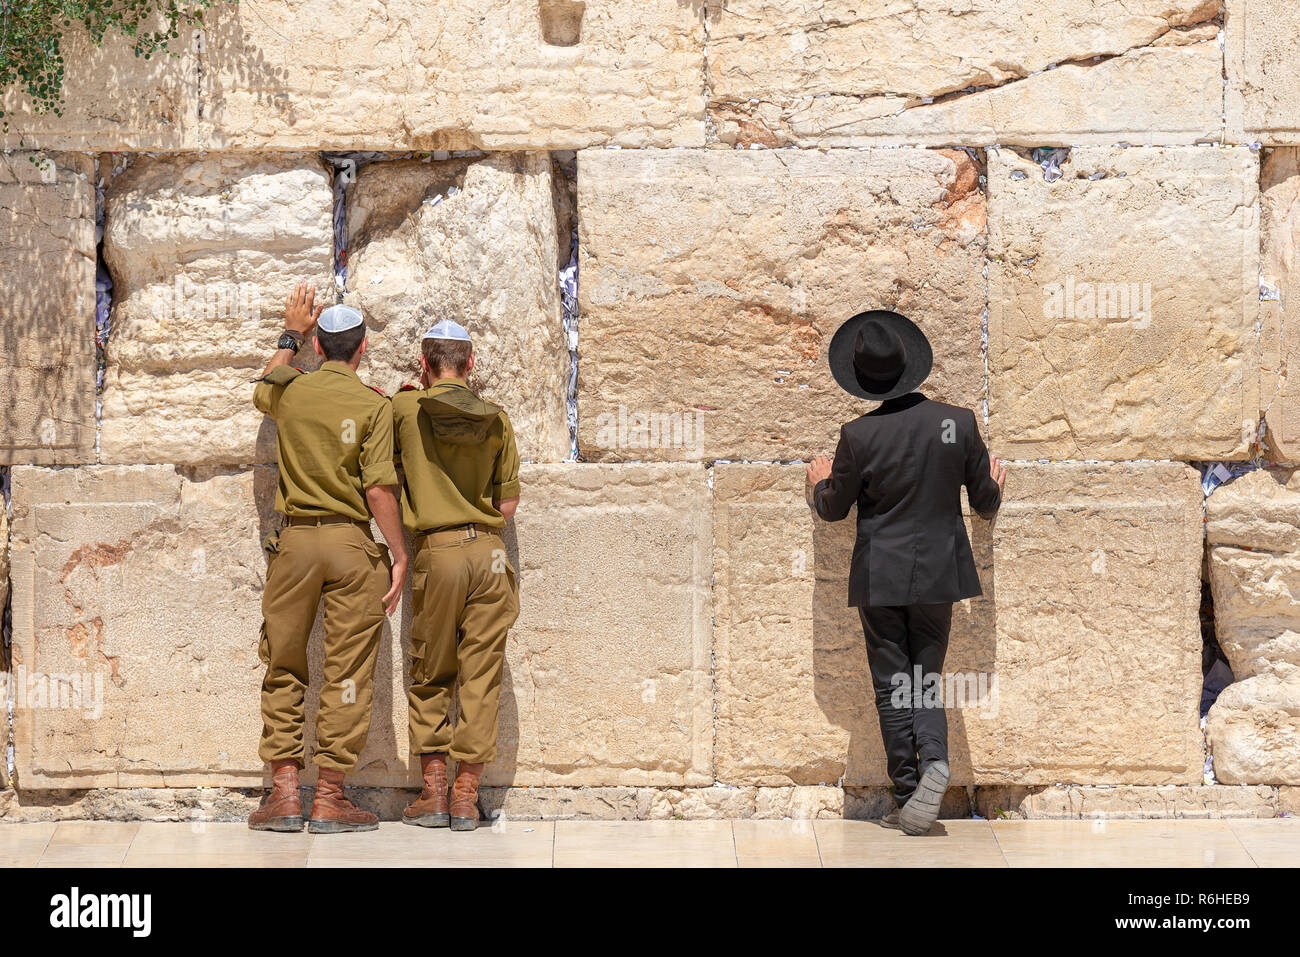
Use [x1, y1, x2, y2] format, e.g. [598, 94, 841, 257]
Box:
[858, 602, 954, 807]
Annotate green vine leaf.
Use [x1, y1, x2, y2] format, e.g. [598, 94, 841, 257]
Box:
[0, 0, 229, 126]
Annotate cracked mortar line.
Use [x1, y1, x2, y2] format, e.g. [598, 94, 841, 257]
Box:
[194, 25, 206, 153]
[701, 0, 718, 147]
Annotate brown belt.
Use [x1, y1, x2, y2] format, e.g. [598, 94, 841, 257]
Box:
[415, 523, 501, 546]
[285, 514, 368, 528]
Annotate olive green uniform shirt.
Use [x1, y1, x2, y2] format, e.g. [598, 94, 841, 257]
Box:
[391, 378, 521, 533]
[253, 361, 399, 520]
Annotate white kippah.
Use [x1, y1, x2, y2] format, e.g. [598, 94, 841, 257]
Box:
[318, 304, 364, 333]
[422, 319, 471, 341]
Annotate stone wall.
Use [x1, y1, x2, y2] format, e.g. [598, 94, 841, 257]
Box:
[2, 0, 1299, 819]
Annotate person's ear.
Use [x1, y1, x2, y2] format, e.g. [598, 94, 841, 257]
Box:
[358, 336, 368, 358]
[465, 353, 475, 375]
[312, 336, 324, 358]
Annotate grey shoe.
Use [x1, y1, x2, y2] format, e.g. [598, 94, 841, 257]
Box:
[880, 808, 902, 830]
[899, 760, 949, 836]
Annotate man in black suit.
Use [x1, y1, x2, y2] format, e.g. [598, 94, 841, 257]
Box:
[806, 310, 1005, 836]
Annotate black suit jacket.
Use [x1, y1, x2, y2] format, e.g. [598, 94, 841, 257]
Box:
[813, 393, 1001, 607]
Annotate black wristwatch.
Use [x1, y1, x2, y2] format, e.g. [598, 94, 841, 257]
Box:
[277, 331, 304, 353]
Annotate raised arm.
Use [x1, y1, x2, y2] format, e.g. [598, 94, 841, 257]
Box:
[260, 281, 324, 379]
[964, 409, 1005, 520]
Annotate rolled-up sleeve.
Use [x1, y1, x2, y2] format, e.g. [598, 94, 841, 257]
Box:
[253, 381, 278, 417]
[360, 402, 400, 488]
[492, 412, 521, 502]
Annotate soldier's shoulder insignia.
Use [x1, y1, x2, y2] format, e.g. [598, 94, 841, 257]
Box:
[368, 385, 388, 398]
[399, 383, 420, 392]
[259, 366, 305, 386]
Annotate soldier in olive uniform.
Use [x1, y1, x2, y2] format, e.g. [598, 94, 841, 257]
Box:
[248, 283, 409, 835]
[392, 320, 521, 832]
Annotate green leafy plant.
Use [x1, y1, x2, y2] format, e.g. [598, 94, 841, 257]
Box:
[0, 0, 220, 121]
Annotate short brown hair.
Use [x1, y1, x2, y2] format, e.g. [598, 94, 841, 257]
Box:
[316, 324, 366, 362]
[422, 337, 472, 377]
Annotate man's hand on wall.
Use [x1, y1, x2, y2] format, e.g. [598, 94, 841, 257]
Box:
[990, 455, 1007, 490]
[806, 455, 832, 485]
[285, 280, 325, 336]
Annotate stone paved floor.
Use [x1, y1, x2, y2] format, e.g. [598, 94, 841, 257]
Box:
[0, 818, 1296, 867]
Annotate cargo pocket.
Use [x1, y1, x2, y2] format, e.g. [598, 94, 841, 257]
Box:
[257, 620, 271, 665]
[408, 569, 429, 682]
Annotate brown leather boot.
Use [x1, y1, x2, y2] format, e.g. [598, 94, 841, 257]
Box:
[248, 759, 303, 832]
[449, 761, 485, 831]
[402, 753, 450, 828]
[308, 767, 379, 834]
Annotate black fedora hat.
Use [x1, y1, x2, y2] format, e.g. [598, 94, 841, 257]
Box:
[828, 310, 933, 400]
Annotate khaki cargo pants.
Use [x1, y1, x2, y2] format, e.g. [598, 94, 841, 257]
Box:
[408, 527, 520, 764]
[258, 521, 391, 773]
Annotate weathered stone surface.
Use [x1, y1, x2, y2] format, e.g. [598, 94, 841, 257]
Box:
[711, 15, 1221, 148]
[344, 154, 569, 462]
[981, 462, 1204, 783]
[709, 1, 1219, 109]
[974, 785, 1281, 820]
[1206, 468, 1300, 785]
[1226, 0, 1300, 144]
[1207, 469, 1300, 680]
[0, 152, 96, 465]
[713, 462, 1204, 787]
[201, 0, 706, 150]
[491, 464, 712, 786]
[1281, 785, 1300, 815]
[100, 154, 334, 465]
[988, 147, 1260, 460]
[8, 466, 412, 789]
[1262, 149, 1300, 460]
[1207, 675, 1300, 785]
[577, 149, 986, 462]
[0, 22, 199, 150]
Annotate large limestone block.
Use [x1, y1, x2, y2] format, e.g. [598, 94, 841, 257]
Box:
[202, 0, 705, 150]
[1261, 149, 1300, 460]
[488, 463, 713, 786]
[100, 154, 334, 465]
[713, 22, 1220, 148]
[0, 152, 97, 465]
[709, 1, 1220, 147]
[8, 465, 413, 789]
[713, 462, 1203, 787]
[1206, 674, 1300, 785]
[577, 149, 986, 462]
[985, 463, 1204, 784]
[0, 21, 199, 150]
[988, 147, 1260, 460]
[345, 154, 569, 462]
[1226, 0, 1300, 144]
